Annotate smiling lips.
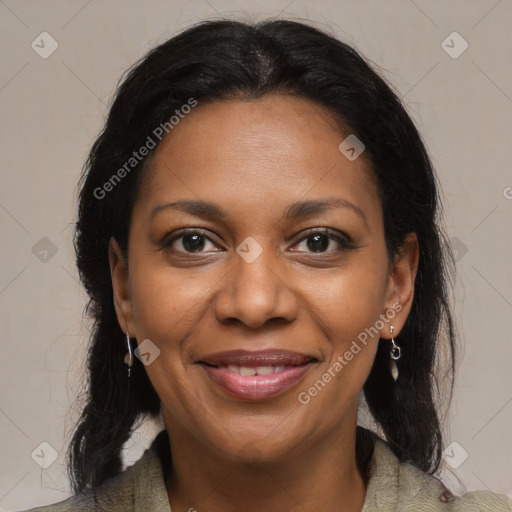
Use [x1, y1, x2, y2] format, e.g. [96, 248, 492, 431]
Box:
[198, 349, 317, 401]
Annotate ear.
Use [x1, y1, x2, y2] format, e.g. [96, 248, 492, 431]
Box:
[380, 232, 419, 339]
[108, 236, 137, 337]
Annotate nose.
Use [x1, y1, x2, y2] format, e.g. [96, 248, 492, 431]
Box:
[213, 243, 298, 330]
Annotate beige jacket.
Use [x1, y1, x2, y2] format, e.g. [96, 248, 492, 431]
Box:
[20, 430, 512, 511]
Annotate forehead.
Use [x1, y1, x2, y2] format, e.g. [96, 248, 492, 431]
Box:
[135, 94, 381, 227]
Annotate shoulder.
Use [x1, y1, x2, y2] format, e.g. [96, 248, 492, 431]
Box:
[363, 434, 512, 511]
[396, 454, 512, 511]
[16, 437, 170, 512]
[15, 490, 96, 512]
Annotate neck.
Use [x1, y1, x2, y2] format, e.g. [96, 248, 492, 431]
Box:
[163, 416, 369, 512]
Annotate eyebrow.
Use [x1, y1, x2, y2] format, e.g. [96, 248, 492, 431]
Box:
[150, 197, 367, 226]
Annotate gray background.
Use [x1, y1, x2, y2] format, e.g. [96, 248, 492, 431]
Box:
[1, 0, 511, 509]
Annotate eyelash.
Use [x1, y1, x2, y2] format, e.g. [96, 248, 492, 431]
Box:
[160, 227, 357, 255]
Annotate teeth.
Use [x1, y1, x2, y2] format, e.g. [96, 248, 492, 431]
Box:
[224, 365, 287, 376]
[255, 366, 274, 375]
[240, 366, 256, 377]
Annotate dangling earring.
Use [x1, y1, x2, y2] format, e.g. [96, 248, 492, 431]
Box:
[124, 332, 133, 378]
[389, 325, 401, 381]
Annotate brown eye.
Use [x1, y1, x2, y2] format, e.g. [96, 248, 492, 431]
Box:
[180, 233, 207, 252]
[291, 229, 356, 253]
[162, 229, 221, 253]
[305, 233, 330, 252]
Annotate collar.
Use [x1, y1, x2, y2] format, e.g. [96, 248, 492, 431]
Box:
[94, 428, 461, 511]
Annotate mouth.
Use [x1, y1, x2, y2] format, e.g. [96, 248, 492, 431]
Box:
[197, 349, 318, 401]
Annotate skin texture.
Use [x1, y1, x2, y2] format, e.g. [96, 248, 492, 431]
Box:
[109, 94, 419, 512]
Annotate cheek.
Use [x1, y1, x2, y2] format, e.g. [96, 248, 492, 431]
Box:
[305, 261, 388, 342]
[298, 262, 388, 395]
[129, 256, 215, 343]
[127, 261, 207, 407]
[295, 278, 383, 412]
[129, 246, 389, 350]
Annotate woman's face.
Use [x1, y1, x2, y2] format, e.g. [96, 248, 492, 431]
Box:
[110, 94, 417, 462]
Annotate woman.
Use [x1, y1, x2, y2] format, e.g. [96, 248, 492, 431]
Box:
[21, 18, 512, 512]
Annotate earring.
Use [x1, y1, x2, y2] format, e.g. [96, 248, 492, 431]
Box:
[389, 325, 400, 381]
[124, 332, 133, 377]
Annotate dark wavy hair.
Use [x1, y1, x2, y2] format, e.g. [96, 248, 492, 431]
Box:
[68, 17, 457, 493]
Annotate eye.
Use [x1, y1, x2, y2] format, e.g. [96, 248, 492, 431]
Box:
[290, 228, 356, 253]
[162, 229, 221, 253]
[160, 227, 357, 255]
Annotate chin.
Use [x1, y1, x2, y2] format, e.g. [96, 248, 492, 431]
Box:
[204, 422, 305, 465]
